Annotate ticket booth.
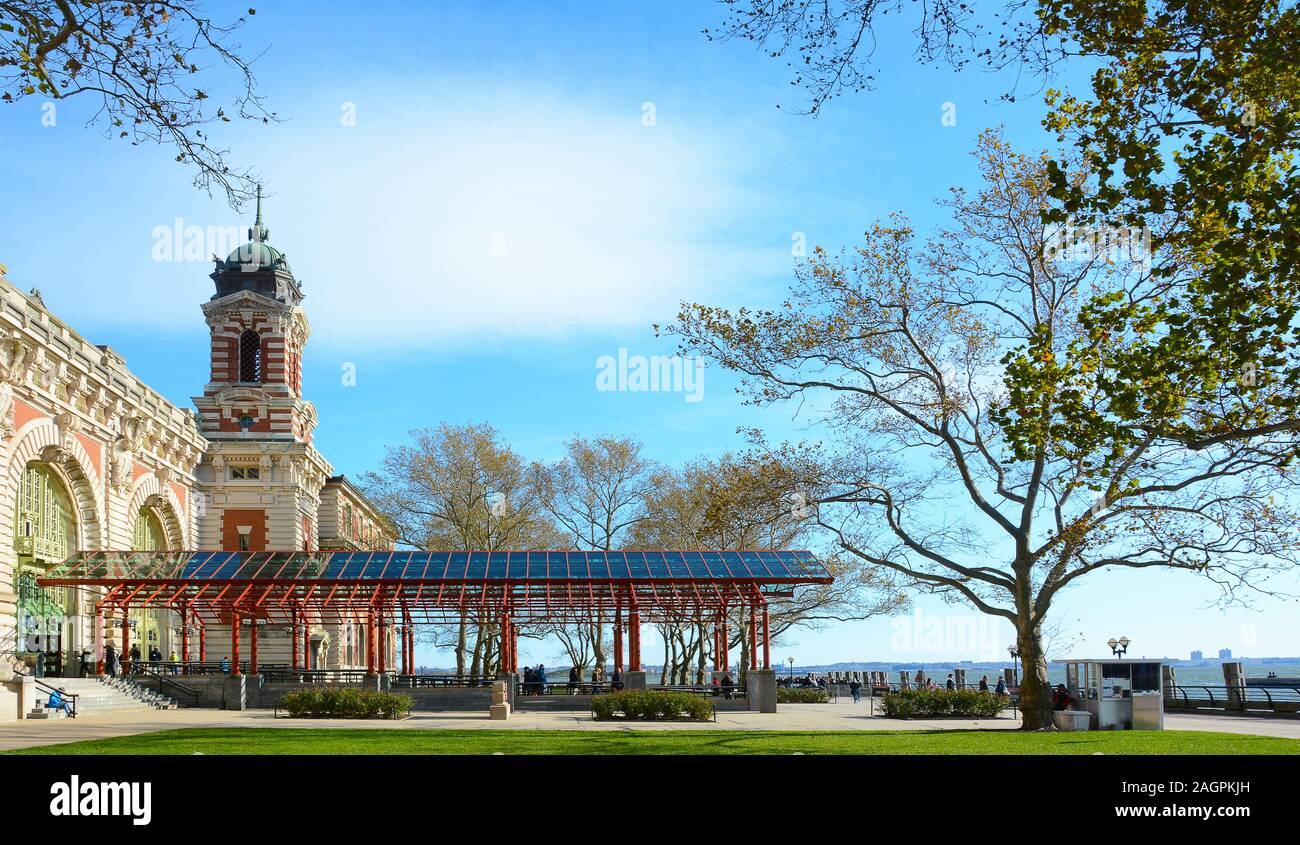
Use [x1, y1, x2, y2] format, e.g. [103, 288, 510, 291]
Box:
[1061, 658, 1164, 730]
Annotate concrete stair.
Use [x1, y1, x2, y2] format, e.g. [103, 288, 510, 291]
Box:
[27, 676, 179, 718]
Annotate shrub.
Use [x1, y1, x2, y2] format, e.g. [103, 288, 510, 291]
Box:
[777, 686, 829, 704]
[591, 689, 713, 721]
[278, 687, 412, 719]
[880, 688, 1009, 719]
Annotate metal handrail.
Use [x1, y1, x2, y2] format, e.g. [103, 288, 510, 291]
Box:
[1165, 684, 1300, 708]
[132, 668, 201, 707]
[30, 675, 78, 717]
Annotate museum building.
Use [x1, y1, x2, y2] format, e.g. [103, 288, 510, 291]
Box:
[0, 197, 394, 679]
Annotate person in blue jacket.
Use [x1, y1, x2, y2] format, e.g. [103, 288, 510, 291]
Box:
[47, 687, 75, 718]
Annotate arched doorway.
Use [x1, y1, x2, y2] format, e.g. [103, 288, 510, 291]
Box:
[130, 506, 175, 663]
[13, 462, 76, 674]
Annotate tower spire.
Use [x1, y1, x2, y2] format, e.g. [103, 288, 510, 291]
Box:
[250, 184, 269, 242]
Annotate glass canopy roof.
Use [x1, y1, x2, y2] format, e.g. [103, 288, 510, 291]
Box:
[44, 549, 832, 584]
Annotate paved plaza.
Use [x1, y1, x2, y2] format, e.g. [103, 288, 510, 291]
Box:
[1, 699, 1297, 752]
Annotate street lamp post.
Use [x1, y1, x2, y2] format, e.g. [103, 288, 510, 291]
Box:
[1107, 636, 1130, 658]
[1007, 645, 1020, 720]
[787, 656, 795, 682]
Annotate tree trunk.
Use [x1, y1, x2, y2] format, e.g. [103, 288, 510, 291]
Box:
[470, 624, 485, 677]
[592, 615, 606, 676]
[659, 628, 671, 685]
[1017, 624, 1053, 730]
[455, 615, 467, 677]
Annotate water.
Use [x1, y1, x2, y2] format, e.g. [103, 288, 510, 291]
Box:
[797, 661, 1300, 687]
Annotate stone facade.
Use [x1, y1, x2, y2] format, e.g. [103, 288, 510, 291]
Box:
[0, 196, 394, 689]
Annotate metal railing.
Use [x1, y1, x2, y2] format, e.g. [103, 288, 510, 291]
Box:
[392, 674, 498, 689]
[130, 668, 201, 707]
[652, 683, 748, 700]
[262, 668, 373, 685]
[31, 675, 78, 718]
[1167, 684, 1300, 711]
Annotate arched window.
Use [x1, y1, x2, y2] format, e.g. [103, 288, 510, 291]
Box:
[133, 509, 166, 551]
[131, 508, 169, 653]
[239, 329, 262, 383]
[14, 463, 75, 657]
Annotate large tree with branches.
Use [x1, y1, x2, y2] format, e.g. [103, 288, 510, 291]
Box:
[668, 131, 1299, 728]
[361, 423, 568, 676]
[530, 435, 655, 676]
[0, 1, 273, 206]
[631, 452, 903, 683]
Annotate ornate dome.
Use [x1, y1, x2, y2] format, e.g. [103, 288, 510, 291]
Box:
[209, 186, 304, 305]
[213, 186, 292, 273]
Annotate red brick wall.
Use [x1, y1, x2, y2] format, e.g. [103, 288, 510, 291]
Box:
[221, 509, 267, 551]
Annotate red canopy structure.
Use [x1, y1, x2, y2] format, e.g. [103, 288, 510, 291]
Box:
[41, 549, 833, 677]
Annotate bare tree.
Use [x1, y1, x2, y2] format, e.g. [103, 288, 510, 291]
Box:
[532, 435, 654, 675]
[362, 423, 567, 675]
[632, 452, 903, 683]
[1, 1, 274, 206]
[669, 131, 1300, 727]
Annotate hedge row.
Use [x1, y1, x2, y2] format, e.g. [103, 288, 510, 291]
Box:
[278, 687, 413, 719]
[591, 689, 713, 721]
[880, 688, 1009, 718]
[777, 686, 829, 704]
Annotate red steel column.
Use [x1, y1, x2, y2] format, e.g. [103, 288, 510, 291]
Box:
[120, 607, 130, 673]
[366, 613, 376, 674]
[249, 616, 259, 675]
[291, 610, 300, 670]
[198, 619, 207, 663]
[510, 623, 519, 673]
[302, 615, 311, 670]
[613, 605, 624, 672]
[762, 605, 771, 670]
[628, 591, 641, 671]
[378, 613, 387, 674]
[94, 605, 104, 674]
[181, 606, 190, 665]
[721, 610, 729, 673]
[230, 609, 242, 676]
[749, 605, 758, 671]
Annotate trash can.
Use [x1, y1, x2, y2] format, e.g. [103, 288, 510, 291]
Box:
[1054, 710, 1091, 731]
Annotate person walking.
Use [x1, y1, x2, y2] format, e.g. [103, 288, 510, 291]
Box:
[995, 676, 1008, 695]
[168, 650, 179, 674]
[568, 665, 579, 695]
[220, 655, 230, 674]
[611, 668, 623, 691]
[849, 678, 862, 703]
[946, 673, 956, 691]
[978, 675, 989, 692]
[128, 643, 141, 675]
[104, 643, 118, 677]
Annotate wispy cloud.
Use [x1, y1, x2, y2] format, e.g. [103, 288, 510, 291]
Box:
[239, 87, 783, 347]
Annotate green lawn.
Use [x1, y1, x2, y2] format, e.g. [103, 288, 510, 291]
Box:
[6, 728, 1298, 755]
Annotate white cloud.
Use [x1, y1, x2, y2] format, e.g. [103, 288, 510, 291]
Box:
[242, 88, 778, 347]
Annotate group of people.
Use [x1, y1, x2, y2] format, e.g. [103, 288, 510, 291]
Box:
[520, 665, 628, 695]
[520, 664, 549, 695]
[93, 643, 190, 678]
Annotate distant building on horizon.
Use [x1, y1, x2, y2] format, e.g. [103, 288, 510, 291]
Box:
[1190, 650, 1203, 662]
[1219, 648, 1233, 660]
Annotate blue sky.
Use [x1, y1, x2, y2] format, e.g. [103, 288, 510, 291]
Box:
[1, 0, 1295, 667]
